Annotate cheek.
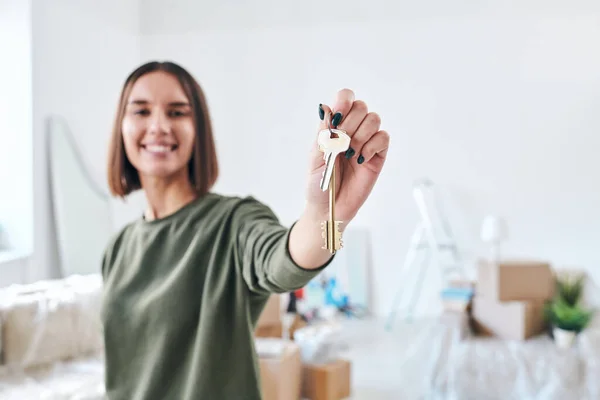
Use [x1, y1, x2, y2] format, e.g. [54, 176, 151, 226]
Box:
[121, 118, 142, 156]
[122, 117, 139, 139]
[177, 121, 196, 152]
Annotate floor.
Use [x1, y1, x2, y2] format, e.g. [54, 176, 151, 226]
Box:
[334, 317, 440, 400]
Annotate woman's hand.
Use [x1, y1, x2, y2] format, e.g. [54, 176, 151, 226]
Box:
[304, 88, 390, 226]
[288, 88, 389, 270]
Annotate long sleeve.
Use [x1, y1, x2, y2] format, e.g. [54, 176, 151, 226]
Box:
[102, 194, 302, 399]
[233, 196, 333, 295]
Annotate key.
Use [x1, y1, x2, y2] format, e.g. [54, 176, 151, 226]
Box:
[317, 129, 351, 253]
[320, 161, 344, 253]
[317, 129, 351, 192]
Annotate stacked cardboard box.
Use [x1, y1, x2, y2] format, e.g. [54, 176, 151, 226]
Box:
[255, 295, 308, 340]
[441, 280, 475, 312]
[255, 295, 283, 338]
[257, 339, 352, 400]
[471, 259, 555, 340]
[256, 296, 352, 399]
[258, 339, 302, 400]
[301, 359, 352, 400]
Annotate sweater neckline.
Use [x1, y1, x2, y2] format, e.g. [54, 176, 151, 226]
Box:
[138, 193, 216, 227]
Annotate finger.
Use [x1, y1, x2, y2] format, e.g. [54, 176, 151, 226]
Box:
[330, 88, 355, 129]
[337, 100, 368, 138]
[317, 103, 333, 130]
[313, 103, 337, 156]
[350, 112, 382, 160]
[358, 130, 390, 165]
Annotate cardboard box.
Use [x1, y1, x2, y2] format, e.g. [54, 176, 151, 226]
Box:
[477, 259, 554, 302]
[258, 295, 281, 328]
[255, 314, 308, 340]
[441, 285, 474, 313]
[301, 359, 352, 400]
[471, 296, 547, 340]
[256, 323, 283, 339]
[289, 314, 307, 339]
[442, 299, 472, 313]
[259, 340, 302, 400]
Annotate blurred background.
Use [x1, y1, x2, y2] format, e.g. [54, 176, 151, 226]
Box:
[3, 0, 600, 315]
[2, 1, 600, 398]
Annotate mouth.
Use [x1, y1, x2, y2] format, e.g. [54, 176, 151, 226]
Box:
[140, 144, 178, 154]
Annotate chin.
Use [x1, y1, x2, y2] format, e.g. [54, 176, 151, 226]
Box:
[135, 162, 185, 180]
[144, 168, 183, 179]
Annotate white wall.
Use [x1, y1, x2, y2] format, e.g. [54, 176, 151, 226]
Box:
[20, 0, 142, 283]
[0, 0, 34, 254]
[4, 1, 600, 318]
[0, 0, 34, 287]
[139, 1, 600, 317]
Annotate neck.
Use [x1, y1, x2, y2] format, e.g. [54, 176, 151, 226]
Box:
[140, 173, 198, 221]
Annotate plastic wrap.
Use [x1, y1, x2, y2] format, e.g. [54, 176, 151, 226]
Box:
[0, 274, 105, 399]
[0, 356, 105, 400]
[293, 322, 348, 365]
[425, 311, 600, 400]
[254, 337, 287, 359]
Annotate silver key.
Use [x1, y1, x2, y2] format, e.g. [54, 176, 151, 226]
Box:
[317, 129, 351, 191]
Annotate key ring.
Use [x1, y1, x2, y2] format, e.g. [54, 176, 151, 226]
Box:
[326, 111, 335, 135]
[326, 110, 346, 138]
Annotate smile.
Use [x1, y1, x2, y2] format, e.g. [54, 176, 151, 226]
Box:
[141, 144, 178, 154]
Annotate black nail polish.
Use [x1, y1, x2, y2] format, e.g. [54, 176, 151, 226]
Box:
[345, 147, 355, 159]
[357, 155, 365, 164]
[318, 104, 324, 120]
[332, 112, 342, 127]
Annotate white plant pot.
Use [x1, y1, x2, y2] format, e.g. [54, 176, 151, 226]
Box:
[553, 327, 576, 349]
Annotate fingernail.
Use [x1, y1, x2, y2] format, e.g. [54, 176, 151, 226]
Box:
[344, 147, 355, 159]
[357, 154, 365, 164]
[318, 104, 324, 120]
[332, 112, 342, 127]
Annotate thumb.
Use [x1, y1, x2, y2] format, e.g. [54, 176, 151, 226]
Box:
[318, 103, 334, 134]
[310, 103, 333, 166]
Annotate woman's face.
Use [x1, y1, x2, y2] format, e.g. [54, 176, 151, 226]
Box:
[121, 71, 195, 183]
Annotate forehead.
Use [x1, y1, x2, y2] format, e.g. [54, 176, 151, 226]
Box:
[127, 71, 188, 103]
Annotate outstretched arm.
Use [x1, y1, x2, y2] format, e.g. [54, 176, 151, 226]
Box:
[234, 197, 334, 295]
[237, 88, 389, 294]
[287, 209, 334, 270]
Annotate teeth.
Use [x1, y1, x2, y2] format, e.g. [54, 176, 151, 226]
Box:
[145, 145, 172, 153]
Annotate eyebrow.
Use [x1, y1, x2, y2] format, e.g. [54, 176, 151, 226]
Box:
[128, 99, 190, 107]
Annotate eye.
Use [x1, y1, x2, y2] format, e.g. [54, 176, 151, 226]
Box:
[134, 108, 150, 116]
[168, 109, 188, 118]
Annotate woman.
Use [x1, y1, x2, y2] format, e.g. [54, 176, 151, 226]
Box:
[101, 61, 390, 400]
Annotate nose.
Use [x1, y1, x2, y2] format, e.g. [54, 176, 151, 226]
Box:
[148, 110, 170, 135]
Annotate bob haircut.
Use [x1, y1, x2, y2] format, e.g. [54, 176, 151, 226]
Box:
[107, 61, 219, 198]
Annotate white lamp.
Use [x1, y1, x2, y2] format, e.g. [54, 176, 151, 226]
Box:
[480, 215, 508, 263]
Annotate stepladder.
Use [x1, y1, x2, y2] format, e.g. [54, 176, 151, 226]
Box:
[385, 178, 467, 330]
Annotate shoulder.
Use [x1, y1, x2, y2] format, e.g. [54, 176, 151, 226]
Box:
[204, 192, 279, 223]
[229, 195, 280, 226]
[105, 221, 136, 253]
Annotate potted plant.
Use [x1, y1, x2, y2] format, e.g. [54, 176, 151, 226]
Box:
[544, 298, 593, 349]
[544, 272, 594, 349]
[555, 273, 586, 306]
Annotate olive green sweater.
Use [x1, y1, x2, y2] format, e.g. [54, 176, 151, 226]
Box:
[100, 193, 330, 400]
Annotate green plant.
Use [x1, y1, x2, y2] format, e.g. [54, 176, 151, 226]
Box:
[555, 274, 585, 306]
[544, 298, 593, 333]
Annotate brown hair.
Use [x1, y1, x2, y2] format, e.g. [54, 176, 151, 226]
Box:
[107, 61, 219, 198]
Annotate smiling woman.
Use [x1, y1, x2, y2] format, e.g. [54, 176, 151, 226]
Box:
[100, 60, 389, 400]
[107, 62, 218, 216]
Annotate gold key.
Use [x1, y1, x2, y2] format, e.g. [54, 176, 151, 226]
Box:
[317, 127, 351, 253]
